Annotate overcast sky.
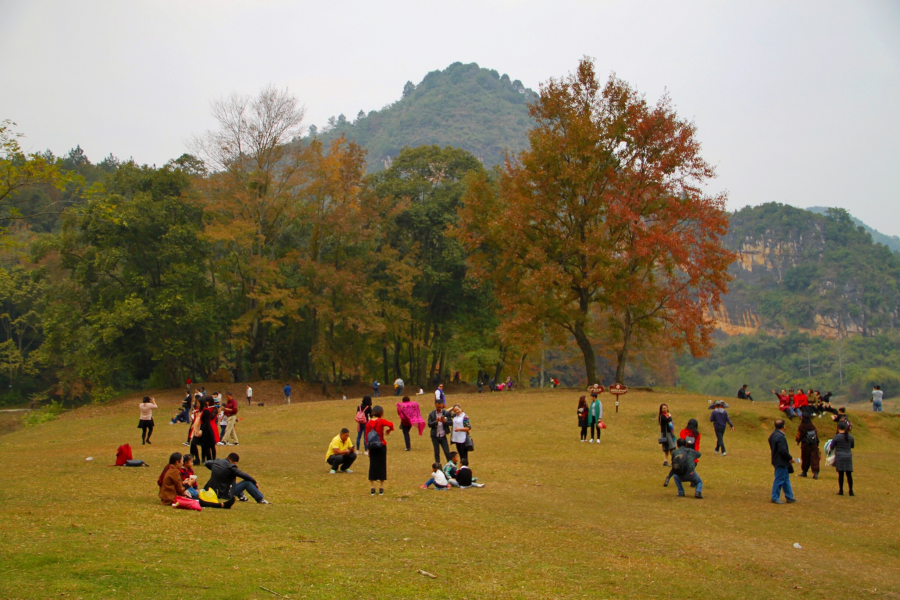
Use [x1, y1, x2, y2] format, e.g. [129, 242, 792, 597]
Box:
[2, 1, 898, 234]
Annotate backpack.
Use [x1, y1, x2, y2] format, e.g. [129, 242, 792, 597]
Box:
[366, 420, 384, 449]
[115, 444, 133, 466]
[355, 406, 368, 424]
[804, 429, 818, 445]
[671, 451, 691, 477]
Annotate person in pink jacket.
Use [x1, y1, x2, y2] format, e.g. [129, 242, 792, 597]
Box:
[396, 396, 425, 451]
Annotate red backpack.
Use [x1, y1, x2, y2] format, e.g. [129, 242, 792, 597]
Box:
[115, 444, 133, 466]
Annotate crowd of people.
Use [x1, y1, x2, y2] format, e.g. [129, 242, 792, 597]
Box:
[147, 376, 880, 510]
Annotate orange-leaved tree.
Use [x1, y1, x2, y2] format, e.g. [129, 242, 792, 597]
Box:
[457, 58, 734, 384]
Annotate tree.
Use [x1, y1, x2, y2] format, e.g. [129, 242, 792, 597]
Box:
[0, 120, 79, 227]
[458, 58, 733, 384]
[192, 85, 312, 380]
[402, 81, 415, 98]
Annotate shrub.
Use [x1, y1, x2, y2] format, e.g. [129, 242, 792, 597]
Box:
[22, 400, 65, 427]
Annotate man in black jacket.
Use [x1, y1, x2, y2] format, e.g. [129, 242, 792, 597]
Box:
[204, 453, 270, 504]
[427, 400, 453, 464]
[768, 419, 797, 504]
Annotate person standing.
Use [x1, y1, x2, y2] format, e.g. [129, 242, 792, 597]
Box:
[197, 398, 218, 462]
[768, 419, 799, 504]
[356, 395, 373, 455]
[138, 396, 158, 445]
[871, 385, 883, 412]
[588, 393, 603, 443]
[435, 383, 446, 405]
[326, 428, 357, 474]
[831, 423, 855, 496]
[373, 379, 381, 397]
[245, 384, 253, 407]
[222, 392, 239, 446]
[658, 404, 676, 466]
[365, 405, 394, 496]
[393, 377, 404, 397]
[577, 396, 589, 442]
[396, 395, 424, 451]
[450, 404, 471, 462]
[283, 382, 292, 405]
[795, 415, 820, 479]
[427, 399, 453, 464]
[709, 401, 734, 456]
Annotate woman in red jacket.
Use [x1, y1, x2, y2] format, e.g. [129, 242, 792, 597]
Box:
[680, 419, 701, 453]
[364, 405, 394, 496]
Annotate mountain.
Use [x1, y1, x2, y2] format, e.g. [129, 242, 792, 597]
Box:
[806, 206, 900, 254]
[711, 203, 900, 338]
[310, 62, 537, 172]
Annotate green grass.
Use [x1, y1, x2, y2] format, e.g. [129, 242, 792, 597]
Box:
[1, 388, 899, 599]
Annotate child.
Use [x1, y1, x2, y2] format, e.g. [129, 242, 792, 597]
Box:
[443, 451, 460, 487]
[218, 409, 228, 443]
[421, 462, 450, 490]
[179, 454, 199, 499]
[455, 459, 484, 488]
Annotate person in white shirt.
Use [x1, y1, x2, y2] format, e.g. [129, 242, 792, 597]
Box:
[394, 378, 404, 396]
[450, 404, 471, 462]
[872, 385, 883, 412]
[420, 462, 450, 490]
[246, 385, 253, 407]
[138, 396, 158, 445]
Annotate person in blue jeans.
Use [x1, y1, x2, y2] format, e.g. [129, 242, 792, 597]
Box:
[204, 453, 270, 505]
[669, 438, 703, 498]
[872, 385, 883, 412]
[768, 419, 798, 504]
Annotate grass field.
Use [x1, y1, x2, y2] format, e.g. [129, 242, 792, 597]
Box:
[1, 387, 899, 599]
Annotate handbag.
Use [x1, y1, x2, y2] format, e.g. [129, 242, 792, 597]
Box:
[598, 420, 607, 430]
[464, 434, 474, 452]
[173, 496, 202, 511]
[658, 437, 668, 445]
[198, 488, 219, 503]
[788, 463, 794, 474]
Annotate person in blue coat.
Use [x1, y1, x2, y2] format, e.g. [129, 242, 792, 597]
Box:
[283, 383, 292, 405]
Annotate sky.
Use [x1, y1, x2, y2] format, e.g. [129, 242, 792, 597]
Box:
[1, 0, 898, 234]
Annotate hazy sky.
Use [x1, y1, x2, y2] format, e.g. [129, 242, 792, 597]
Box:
[2, 1, 898, 234]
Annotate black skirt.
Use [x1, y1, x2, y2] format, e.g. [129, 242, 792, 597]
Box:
[368, 445, 387, 481]
[138, 419, 154, 430]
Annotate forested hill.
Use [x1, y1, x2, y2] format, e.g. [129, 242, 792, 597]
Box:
[310, 62, 537, 171]
[714, 202, 900, 338]
[807, 205, 900, 254]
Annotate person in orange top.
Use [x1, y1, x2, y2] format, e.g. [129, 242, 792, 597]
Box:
[364, 405, 394, 496]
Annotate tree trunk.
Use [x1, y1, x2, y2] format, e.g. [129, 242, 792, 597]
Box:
[437, 349, 445, 384]
[382, 334, 389, 385]
[493, 343, 505, 381]
[393, 337, 402, 379]
[613, 310, 632, 385]
[517, 353, 527, 387]
[572, 323, 598, 385]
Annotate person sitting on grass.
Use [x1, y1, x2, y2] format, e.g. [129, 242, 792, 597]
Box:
[326, 428, 357, 474]
[179, 454, 200, 499]
[443, 451, 460, 487]
[737, 384, 754, 402]
[667, 438, 703, 499]
[455, 459, 484, 488]
[421, 462, 450, 490]
[773, 389, 797, 420]
[160, 452, 235, 508]
[204, 453, 270, 505]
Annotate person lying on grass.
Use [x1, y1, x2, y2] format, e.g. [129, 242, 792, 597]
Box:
[204, 452, 270, 505]
[160, 452, 235, 509]
[455, 459, 484, 488]
[421, 462, 450, 490]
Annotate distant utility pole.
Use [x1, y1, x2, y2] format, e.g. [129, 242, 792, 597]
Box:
[801, 346, 812, 379]
[539, 322, 546, 388]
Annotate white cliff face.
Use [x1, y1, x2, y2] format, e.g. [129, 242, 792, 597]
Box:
[712, 227, 886, 339]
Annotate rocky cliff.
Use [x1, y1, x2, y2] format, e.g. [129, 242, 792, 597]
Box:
[712, 203, 900, 339]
